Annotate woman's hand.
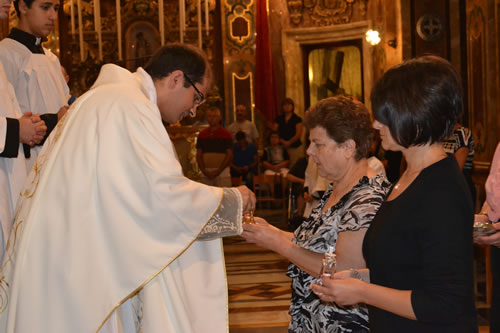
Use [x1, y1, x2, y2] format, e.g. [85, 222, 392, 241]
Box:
[241, 216, 283, 252]
[475, 222, 500, 247]
[310, 273, 366, 306]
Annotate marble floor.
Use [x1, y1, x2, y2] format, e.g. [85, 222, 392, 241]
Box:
[225, 208, 290, 332]
[225, 208, 492, 332]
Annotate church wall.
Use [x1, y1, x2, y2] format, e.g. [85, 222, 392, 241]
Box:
[465, 0, 500, 206]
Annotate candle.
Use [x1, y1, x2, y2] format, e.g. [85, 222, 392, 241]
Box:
[94, 0, 102, 61]
[116, 0, 122, 60]
[159, 0, 164, 45]
[205, 0, 209, 36]
[77, 0, 84, 61]
[197, 0, 202, 48]
[179, 0, 184, 43]
[70, 0, 75, 35]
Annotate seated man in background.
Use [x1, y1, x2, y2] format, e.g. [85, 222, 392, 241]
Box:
[262, 130, 290, 177]
[227, 104, 259, 145]
[231, 131, 258, 189]
[196, 106, 233, 187]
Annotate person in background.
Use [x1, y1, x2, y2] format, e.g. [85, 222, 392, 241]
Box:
[196, 106, 233, 187]
[0, 0, 69, 169]
[227, 104, 259, 144]
[443, 122, 476, 202]
[302, 158, 330, 218]
[0, 0, 46, 262]
[60, 65, 76, 105]
[0, 43, 255, 333]
[242, 96, 390, 332]
[384, 150, 403, 183]
[286, 156, 308, 229]
[474, 142, 500, 333]
[230, 131, 258, 189]
[311, 55, 478, 333]
[368, 131, 387, 177]
[262, 130, 290, 177]
[272, 97, 304, 168]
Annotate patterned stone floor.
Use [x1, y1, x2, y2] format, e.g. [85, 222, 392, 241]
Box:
[225, 208, 291, 332]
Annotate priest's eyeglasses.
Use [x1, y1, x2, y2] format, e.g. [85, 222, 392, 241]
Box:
[183, 73, 206, 107]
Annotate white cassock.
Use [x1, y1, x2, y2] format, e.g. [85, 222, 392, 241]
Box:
[0, 64, 242, 333]
[0, 38, 69, 170]
[0, 62, 28, 261]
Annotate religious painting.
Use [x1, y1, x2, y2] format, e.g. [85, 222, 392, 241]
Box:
[124, 21, 161, 71]
[303, 39, 363, 109]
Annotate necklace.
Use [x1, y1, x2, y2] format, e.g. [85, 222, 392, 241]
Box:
[393, 149, 447, 193]
[393, 168, 423, 192]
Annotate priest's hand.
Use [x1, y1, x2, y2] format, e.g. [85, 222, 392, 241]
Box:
[236, 185, 256, 213]
[19, 112, 47, 146]
[57, 105, 70, 120]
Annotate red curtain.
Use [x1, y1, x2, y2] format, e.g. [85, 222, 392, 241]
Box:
[255, 0, 278, 122]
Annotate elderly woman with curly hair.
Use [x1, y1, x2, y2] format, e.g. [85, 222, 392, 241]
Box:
[242, 96, 390, 332]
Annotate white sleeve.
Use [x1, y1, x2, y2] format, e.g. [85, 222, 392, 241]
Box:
[198, 187, 243, 240]
[0, 117, 6, 153]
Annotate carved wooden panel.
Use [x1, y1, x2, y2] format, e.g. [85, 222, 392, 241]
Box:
[466, 0, 500, 207]
[286, 0, 368, 27]
[411, 0, 449, 58]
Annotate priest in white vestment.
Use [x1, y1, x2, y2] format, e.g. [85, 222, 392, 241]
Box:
[0, 43, 255, 333]
[0, 0, 69, 170]
[0, 0, 46, 263]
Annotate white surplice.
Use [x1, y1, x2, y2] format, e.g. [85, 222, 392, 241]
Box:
[0, 64, 241, 332]
[0, 38, 69, 169]
[0, 62, 28, 261]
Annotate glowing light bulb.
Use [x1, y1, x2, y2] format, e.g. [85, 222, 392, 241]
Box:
[365, 29, 381, 46]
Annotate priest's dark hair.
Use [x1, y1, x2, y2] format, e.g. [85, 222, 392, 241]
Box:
[13, 0, 35, 17]
[144, 43, 211, 88]
[370, 55, 463, 148]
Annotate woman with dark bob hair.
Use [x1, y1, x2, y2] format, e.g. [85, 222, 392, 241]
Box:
[242, 96, 390, 332]
[311, 55, 478, 332]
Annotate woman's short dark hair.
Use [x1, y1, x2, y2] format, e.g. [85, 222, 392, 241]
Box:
[304, 96, 373, 161]
[144, 43, 210, 88]
[281, 97, 295, 112]
[370, 55, 463, 148]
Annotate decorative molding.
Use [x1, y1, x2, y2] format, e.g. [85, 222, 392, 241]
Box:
[309, 0, 356, 26]
[231, 71, 254, 122]
[224, 1, 255, 50]
[287, 0, 367, 27]
[416, 13, 443, 42]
